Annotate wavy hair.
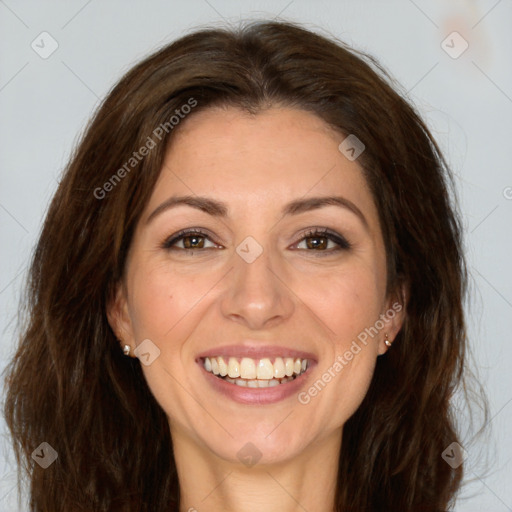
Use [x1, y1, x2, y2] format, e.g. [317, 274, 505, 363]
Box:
[3, 20, 480, 511]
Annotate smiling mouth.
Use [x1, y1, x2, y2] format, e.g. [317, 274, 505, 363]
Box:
[201, 356, 309, 388]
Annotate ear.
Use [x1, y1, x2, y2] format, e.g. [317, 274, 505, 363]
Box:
[107, 281, 135, 350]
[378, 281, 407, 355]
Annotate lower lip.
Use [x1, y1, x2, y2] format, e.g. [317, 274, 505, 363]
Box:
[198, 361, 315, 405]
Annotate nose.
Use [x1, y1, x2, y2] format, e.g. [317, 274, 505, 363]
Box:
[220, 244, 295, 330]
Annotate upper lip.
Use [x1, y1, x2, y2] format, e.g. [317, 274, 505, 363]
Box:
[196, 344, 317, 362]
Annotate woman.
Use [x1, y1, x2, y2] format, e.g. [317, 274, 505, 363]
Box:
[3, 20, 477, 511]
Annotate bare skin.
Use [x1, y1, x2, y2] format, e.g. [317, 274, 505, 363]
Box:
[108, 106, 405, 511]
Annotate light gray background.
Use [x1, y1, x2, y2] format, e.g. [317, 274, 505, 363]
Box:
[1, 1, 511, 510]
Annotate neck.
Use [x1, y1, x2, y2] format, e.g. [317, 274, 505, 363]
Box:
[172, 426, 341, 512]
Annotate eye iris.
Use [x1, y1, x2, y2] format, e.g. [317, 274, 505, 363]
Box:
[183, 235, 204, 249]
[306, 236, 327, 250]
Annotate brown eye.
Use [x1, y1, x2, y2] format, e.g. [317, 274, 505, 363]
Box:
[304, 235, 329, 250]
[295, 229, 351, 252]
[182, 235, 205, 249]
[162, 229, 219, 250]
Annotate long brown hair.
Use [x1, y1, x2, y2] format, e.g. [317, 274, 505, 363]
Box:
[3, 20, 482, 511]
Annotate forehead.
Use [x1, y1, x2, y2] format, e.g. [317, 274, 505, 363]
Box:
[147, 106, 379, 227]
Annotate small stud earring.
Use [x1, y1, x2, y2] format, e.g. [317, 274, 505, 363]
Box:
[384, 334, 392, 347]
[122, 344, 131, 356]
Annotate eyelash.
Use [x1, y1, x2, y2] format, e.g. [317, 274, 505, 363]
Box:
[161, 227, 351, 253]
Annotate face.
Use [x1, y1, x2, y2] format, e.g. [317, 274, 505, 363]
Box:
[109, 106, 404, 466]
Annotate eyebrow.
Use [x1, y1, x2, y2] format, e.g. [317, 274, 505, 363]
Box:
[146, 194, 368, 228]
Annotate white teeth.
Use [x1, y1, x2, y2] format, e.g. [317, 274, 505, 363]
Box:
[240, 358, 257, 379]
[284, 358, 294, 376]
[203, 355, 310, 386]
[227, 357, 240, 378]
[273, 357, 285, 378]
[256, 358, 274, 380]
[218, 356, 228, 376]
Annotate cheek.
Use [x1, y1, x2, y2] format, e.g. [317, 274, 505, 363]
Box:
[296, 263, 383, 418]
[127, 271, 171, 338]
[127, 261, 203, 340]
[125, 262, 212, 421]
[300, 263, 384, 344]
